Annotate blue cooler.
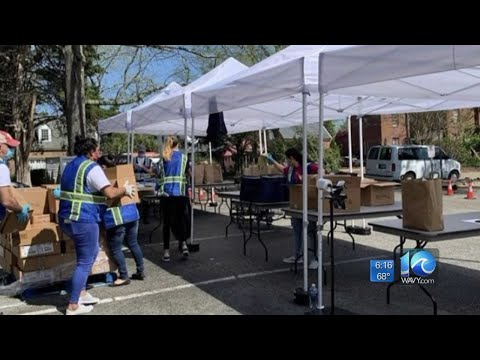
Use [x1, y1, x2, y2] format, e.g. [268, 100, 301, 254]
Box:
[240, 175, 288, 203]
[257, 176, 288, 203]
[240, 176, 261, 202]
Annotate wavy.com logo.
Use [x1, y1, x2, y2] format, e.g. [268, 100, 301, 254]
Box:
[400, 250, 437, 285]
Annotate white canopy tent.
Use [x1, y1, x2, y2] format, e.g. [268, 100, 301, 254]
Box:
[190, 45, 480, 311]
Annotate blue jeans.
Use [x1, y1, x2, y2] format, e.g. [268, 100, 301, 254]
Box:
[291, 217, 317, 257]
[107, 220, 144, 279]
[59, 218, 99, 304]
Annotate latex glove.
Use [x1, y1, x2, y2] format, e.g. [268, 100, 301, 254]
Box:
[124, 180, 135, 198]
[53, 186, 61, 199]
[263, 153, 275, 164]
[17, 204, 30, 223]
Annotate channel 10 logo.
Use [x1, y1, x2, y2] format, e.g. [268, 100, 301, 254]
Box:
[401, 250, 436, 279]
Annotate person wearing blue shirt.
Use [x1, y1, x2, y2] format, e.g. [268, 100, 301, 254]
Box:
[59, 136, 135, 315]
[98, 155, 145, 286]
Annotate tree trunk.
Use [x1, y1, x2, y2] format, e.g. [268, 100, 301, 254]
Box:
[271, 128, 284, 141]
[10, 46, 34, 186]
[64, 45, 86, 155]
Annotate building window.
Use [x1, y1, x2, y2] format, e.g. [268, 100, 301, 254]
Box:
[392, 115, 399, 127]
[41, 129, 49, 141]
[37, 125, 52, 143]
[392, 137, 400, 145]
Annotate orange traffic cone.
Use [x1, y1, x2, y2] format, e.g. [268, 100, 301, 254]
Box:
[447, 180, 454, 196]
[465, 182, 476, 200]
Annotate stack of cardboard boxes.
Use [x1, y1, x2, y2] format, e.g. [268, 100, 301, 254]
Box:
[289, 174, 398, 212]
[0, 164, 138, 288]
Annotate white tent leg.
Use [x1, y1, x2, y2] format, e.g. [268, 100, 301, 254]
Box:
[258, 130, 263, 155]
[347, 115, 353, 173]
[302, 92, 309, 292]
[190, 115, 196, 244]
[317, 91, 325, 310]
[263, 129, 268, 154]
[359, 115, 364, 180]
[184, 116, 188, 151]
[131, 132, 135, 164]
[209, 142, 216, 206]
[127, 130, 131, 164]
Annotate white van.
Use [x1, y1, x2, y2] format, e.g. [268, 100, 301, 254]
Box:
[365, 145, 461, 181]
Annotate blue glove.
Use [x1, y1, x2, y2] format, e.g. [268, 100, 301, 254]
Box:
[53, 186, 61, 199]
[265, 153, 275, 164]
[17, 204, 30, 223]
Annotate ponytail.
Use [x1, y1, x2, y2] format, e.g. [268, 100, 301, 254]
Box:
[162, 136, 179, 161]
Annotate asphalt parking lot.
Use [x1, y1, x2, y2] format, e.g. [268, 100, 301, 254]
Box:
[1, 188, 480, 315]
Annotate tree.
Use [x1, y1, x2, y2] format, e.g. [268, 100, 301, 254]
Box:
[0, 46, 37, 185]
[408, 111, 448, 145]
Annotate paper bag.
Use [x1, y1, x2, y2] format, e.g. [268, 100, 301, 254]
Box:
[402, 179, 444, 231]
[204, 163, 223, 184]
[194, 163, 205, 185]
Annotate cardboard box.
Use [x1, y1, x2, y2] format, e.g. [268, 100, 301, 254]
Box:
[42, 185, 60, 215]
[11, 223, 61, 247]
[31, 214, 55, 225]
[0, 246, 14, 273]
[289, 174, 361, 213]
[16, 187, 49, 215]
[11, 241, 62, 259]
[0, 187, 33, 234]
[13, 264, 73, 286]
[104, 165, 140, 205]
[360, 180, 398, 206]
[15, 253, 76, 272]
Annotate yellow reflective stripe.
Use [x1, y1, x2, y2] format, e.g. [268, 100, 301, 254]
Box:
[60, 191, 105, 204]
[69, 201, 82, 221]
[180, 154, 187, 194]
[112, 207, 122, 226]
[75, 160, 94, 193]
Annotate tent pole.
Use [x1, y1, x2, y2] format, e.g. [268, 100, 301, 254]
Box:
[258, 130, 263, 155]
[184, 116, 188, 152]
[348, 115, 353, 173]
[317, 91, 325, 310]
[131, 132, 135, 164]
[190, 114, 196, 245]
[302, 91, 309, 292]
[263, 129, 268, 154]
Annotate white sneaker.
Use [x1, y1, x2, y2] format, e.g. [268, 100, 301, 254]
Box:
[66, 304, 94, 315]
[282, 256, 303, 264]
[308, 260, 319, 269]
[79, 292, 100, 305]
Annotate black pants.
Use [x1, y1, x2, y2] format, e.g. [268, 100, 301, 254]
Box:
[161, 196, 191, 250]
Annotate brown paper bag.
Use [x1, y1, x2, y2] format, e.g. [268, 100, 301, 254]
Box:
[194, 163, 205, 185]
[204, 163, 223, 184]
[402, 179, 444, 231]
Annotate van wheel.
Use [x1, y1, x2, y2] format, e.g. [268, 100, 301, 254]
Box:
[403, 172, 416, 181]
[448, 171, 459, 183]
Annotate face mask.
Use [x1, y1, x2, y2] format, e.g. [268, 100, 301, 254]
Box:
[3, 148, 15, 161]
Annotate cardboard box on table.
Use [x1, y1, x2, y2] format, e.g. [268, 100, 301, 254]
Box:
[360, 179, 398, 206]
[289, 174, 361, 213]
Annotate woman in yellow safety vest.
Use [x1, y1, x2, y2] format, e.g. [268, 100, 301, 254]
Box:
[98, 155, 145, 286]
[157, 136, 191, 262]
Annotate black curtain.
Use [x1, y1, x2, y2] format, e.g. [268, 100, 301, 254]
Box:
[206, 112, 228, 149]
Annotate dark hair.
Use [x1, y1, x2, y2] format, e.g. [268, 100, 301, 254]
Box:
[74, 136, 98, 157]
[97, 154, 116, 168]
[285, 148, 302, 163]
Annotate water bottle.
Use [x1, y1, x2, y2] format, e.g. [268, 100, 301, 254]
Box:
[308, 283, 318, 309]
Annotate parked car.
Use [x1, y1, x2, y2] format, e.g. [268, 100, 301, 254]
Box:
[365, 145, 461, 181]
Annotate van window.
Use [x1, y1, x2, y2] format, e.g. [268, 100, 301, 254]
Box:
[368, 147, 380, 160]
[379, 147, 392, 161]
[434, 147, 450, 160]
[398, 147, 429, 160]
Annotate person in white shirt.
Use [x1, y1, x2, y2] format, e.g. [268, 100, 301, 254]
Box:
[0, 130, 30, 224]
